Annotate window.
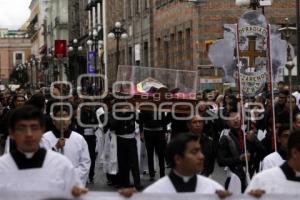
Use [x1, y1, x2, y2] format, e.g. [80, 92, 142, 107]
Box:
[186, 28, 192, 61]
[128, 47, 133, 65]
[16, 53, 22, 60]
[198, 67, 215, 76]
[143, 41, 149, 66]
[135, 0, 140, 14]
[144, 0, 149, 9]
[128, 0, 132, 17]
[170, 33, 175, 67]
[156, 38, 162, 66]
[164, 40, 169, 67]
[15, 53, 23, 65]
[155, 0, 161, 8]
[156, 0, 174, 9]
[121, 49, 125, 65]
[177, 31, 183, 65]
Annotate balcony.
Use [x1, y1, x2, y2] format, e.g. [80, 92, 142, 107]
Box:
[27, 15, 39, 39]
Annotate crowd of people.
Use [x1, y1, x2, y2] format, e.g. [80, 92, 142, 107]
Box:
[0, 81, 300, 198]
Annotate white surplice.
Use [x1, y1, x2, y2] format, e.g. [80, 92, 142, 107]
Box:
[143, 175, 224, 193]
[246, 167, 300, 194]
[101, 130, 118, 175]
[40, 131, 91, 185]
[0, 150, 81, 198]
[261, 152, 285, 171]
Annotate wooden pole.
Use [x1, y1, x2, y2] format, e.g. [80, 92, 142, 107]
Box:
[236, 24, 251, 184]
[267, 24, 277, 151]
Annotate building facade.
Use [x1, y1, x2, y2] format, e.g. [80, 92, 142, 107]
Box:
[48, 0, 297, 88]
[105, 0, 125, 85]
[153, 0, 297, 70]
[122, 0, 153, 67]
[44, 0, 69, 82]
[68, 0, 89, 82]
[0, 31, 31, 82]
[27, 0, 47, 87]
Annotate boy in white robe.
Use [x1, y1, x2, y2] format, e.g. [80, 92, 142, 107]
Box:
[40, 105, 91, 186]
[247, 130, 300, 197]
[0, 106, 87, 198]
[261, 125, 289, 170]
[119, 134, 231, 198]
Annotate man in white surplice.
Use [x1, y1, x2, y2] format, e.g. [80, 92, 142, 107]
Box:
[40, 105, 91, 186]
[143, 134, 231, 197]
[0, 106, 87, 198]
[119, 134, 231, 198]
[246, 130, 300, 197]
[261, 125, 290, 170]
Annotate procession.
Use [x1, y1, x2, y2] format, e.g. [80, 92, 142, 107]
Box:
[0, 0, 300, 199]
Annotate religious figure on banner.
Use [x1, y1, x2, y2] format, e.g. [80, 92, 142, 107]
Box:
[237, 11, 269, 97]
[208, 11, 287, 97]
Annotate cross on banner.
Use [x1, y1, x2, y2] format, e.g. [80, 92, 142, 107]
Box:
[239, 35, 267, 68]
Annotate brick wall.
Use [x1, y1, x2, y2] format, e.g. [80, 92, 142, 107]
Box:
[198, 0, 296, 64]
[0, 38, 31, 81]
[102, 0, 296, 85]
[153, 0, 296, 70]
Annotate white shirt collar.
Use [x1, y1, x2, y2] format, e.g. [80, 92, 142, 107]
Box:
[23, 152, 35, 159]
[294, 170, 300, 177]
[173, 170, 194, 183]
[18, 149, 36, 159]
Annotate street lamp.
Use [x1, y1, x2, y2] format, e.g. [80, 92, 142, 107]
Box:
[279, 18, 297, 131]
[108, 21, 128, 72]
[68, 38, 83, 82]
[85, 0, 104, 94]
[86, 28, 103, 94]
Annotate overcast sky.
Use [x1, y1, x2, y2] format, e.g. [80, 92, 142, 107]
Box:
[0, 0, 31, 29]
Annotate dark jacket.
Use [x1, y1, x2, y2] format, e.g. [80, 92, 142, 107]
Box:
[138, 111, 168, 132]
[217, 128, 266, 191]
[73, 107, 98, 135]
[109, 112, 136, 135]
[200, 132, 216, 177]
